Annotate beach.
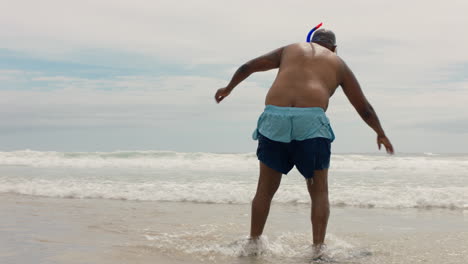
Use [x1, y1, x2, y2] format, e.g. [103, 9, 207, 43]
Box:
[2, 0, 468, 262]
[1, 193, 467, 264]
[1, 151, 468, 263]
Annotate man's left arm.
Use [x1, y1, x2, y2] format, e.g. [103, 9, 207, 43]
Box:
[214, 47, 284, 103]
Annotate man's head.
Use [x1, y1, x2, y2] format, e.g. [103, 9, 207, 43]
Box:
[311, 28, 337, 52]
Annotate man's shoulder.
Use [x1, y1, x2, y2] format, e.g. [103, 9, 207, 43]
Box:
[286, 42, 309, 50]
[279, 43, 311, 56]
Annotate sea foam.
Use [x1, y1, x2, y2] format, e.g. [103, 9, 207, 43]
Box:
[1, 150, 467, 210]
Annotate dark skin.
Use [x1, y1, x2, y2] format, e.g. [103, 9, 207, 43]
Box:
[215, 40, 394, 254]
[339, 60, 393, 152]
[214, 47, 283, 103]
[215, 43, 393, 153]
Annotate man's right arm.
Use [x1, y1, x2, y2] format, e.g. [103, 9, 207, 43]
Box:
[339, 60, 394, 154]
[214, 47, 284, 104]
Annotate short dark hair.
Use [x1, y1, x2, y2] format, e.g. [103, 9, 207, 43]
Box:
[311, 29, 336, 47]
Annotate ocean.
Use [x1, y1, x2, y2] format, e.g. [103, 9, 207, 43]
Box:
[1, 150, 467, 263]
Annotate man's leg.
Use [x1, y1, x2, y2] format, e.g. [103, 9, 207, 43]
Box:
[306, 169, 329, 246]
[250, 161, 282, 239]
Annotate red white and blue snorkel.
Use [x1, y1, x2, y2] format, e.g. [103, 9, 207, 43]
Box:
[306, 22, 323, 42]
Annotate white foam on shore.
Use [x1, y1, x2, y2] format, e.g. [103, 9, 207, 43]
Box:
[1, 150, 467, 209]
[143, 227, 368, 263]
[1, 178, 467, 209]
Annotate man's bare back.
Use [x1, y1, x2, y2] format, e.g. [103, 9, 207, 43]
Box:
[214, 38, 393, 154]
[215, 29, 393, 154]
[214, 28, 394, 257]
[266, 43, 343, 110]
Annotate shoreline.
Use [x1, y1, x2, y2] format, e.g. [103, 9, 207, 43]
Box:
[1, 193, 467, 264]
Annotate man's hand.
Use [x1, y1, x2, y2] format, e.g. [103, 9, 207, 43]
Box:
[214, 87, 231, 103]
[377, 135, 394, 154]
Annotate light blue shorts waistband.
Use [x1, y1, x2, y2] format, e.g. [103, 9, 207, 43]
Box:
[252, 105, 335, 143]
[263, 105, 326, 115]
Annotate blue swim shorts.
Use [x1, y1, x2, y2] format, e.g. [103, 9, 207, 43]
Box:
[253, 105, 334, 179]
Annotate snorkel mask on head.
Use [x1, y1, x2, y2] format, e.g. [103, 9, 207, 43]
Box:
[306, 22, 337, 54]
[306, 22, 323, 42]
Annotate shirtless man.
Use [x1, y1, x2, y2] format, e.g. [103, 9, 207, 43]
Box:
[214, 29, 394, 256]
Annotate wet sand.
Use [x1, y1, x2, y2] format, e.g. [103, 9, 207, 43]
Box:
[1, 193, 467, 264]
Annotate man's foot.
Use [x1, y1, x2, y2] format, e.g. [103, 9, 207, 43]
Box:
[312, 243, 328, 261]
[241, 236, 267, 256]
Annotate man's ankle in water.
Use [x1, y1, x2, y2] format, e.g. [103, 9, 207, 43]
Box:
[312, 243, 327, 258]
[249, 235, 261, 241]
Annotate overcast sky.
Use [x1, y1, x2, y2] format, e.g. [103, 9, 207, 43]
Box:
[0, 0, 467, 153]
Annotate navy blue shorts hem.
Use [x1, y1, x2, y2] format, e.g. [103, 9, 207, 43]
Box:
[256, 132, 331, 179]
[257, 156, 289, 175]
